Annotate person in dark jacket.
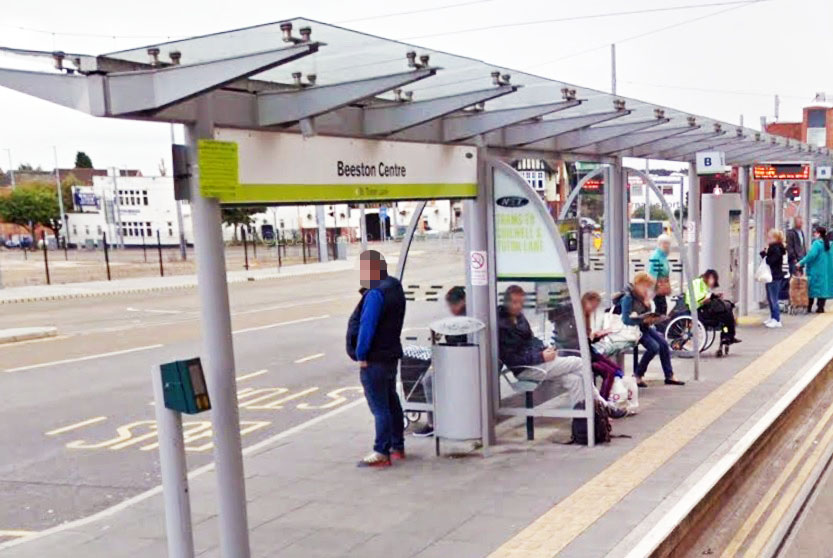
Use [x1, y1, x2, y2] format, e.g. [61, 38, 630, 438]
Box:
[760, 228, 786, 327]
[621, 272, 683, 388]
[346, 250, 406, 468]
[786, 216, 807, 276]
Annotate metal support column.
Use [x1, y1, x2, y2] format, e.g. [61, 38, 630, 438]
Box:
[774, 181, 784, 234]
[359, 204, 368, 251]
[605, 161, 626, 296]
[688, 162, 700, 276]
[738, 166, 750, 316]
[801, 181, 812, 245]
[315, 205, 328, 262]
[467, 148, 496, 446]
[185, 95, 250, 558]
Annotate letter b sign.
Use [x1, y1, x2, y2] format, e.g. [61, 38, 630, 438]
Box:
[696, 151, 725, 175]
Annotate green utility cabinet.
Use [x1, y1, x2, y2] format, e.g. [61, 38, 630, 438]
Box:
[160, 358, 211, 414]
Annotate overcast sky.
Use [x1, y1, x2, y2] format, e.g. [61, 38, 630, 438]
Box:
[0, 0, 830, 175]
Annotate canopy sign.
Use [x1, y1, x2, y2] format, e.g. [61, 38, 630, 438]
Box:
[752, 162, 812, 180]
[198, 130, 478, 204]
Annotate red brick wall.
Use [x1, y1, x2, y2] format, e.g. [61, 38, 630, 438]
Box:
[765, 121, 802, 141]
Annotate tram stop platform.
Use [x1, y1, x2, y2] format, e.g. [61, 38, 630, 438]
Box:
[4, 309, 833, 558]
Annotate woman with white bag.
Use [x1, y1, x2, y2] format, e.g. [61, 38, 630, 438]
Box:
[622, 272, 684, 388]
[581, 291, 624, 402]
[759, 229, 786, 327]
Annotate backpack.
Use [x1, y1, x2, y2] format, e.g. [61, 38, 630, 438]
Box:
[571, 401, 612, 445]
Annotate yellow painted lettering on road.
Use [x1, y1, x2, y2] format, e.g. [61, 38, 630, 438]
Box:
[297, 387, 363, 410]
[140, 421, 214, 452]
[46, 416, 107, 436]
[241, 387, 319, 410]
[179, 420, 271, 452]
[66, 421, 156, 450]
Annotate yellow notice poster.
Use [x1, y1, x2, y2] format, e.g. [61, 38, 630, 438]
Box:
[198, 140, 239, 199]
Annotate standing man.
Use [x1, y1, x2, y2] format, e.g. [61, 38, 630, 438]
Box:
[346, 250, 406, 468]
[787, 216, 807, 276]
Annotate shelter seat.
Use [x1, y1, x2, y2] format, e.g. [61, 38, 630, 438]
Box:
[499, 364, 548, 441]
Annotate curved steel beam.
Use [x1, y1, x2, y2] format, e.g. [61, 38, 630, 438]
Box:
[558, 166, 606, 221]
[395, 202, 427, 280]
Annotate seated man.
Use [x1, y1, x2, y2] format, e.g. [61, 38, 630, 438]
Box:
[686, 269, 741, 345]
[498, 285, 624, 418]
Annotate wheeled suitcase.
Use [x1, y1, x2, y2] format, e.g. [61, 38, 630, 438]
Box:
[789, 275, 809, 311]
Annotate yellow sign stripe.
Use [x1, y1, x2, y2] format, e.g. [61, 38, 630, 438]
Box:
[488, 314, 833, 558]
[210, 182, 477, 204]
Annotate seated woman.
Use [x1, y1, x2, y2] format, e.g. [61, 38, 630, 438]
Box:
[581, 291, 624, 401]
[621, 272, 684, 388]
[686, 269, 741, 345]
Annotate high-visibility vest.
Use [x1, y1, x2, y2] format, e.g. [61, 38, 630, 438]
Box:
[685, 277, 710, 310]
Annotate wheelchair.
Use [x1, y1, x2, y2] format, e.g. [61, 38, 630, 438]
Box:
[663, 295, 733, 358]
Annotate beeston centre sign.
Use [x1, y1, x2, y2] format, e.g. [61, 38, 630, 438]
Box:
[198, 129, 478, 204]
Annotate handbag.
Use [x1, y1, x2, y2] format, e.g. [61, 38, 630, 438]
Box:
[655, 277, 672, 296]
[594, 306, 642, 355]
[755, 259, 772, 283]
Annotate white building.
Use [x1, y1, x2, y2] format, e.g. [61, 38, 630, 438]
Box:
[628, 172, 689, 212]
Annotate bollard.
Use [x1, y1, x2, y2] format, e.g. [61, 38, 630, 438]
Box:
[241, 228, 249, 270]
[157, 230, 165, 277]
[277, 231, 282, 269]
[103, 232, 111, 281]
[41, 231, 50, 285]
[251, 228, 257, 260]
[302, 231, 307, 264]
[142, 232, 148, 263]
[63, 236, 68, 261]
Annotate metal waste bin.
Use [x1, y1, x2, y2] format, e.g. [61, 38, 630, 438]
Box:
[429, 316, 485, 453]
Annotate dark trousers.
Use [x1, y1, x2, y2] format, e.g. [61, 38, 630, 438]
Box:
[654, 294, 668, 315]
[360, 361, 404, 455]
[765, 279, 783, 322]
[591, 352, 621, 400]
[637, 327, 673, 380]
[700, 299, 736, 340]
[809, 298, 827, 312]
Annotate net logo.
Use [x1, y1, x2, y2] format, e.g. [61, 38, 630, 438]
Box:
[496, 196, 529, 208]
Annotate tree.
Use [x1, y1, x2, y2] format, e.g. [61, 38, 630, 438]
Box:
[74, 151, 93, 168]
[61, 173, 83, 213]
[0, 183, 61, 235]
[631, 203, 670, 221]
[221, 207, 259, 242]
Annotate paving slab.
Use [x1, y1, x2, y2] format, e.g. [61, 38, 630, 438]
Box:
[2, 309, 832, 558]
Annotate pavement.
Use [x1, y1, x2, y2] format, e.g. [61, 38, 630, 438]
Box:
[2, 292, 832, 557]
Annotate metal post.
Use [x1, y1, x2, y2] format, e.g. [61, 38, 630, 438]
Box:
[301, 230, 307, 264]
[242, 227, 249, 270]
[610, 44, 617, 95]
[52, 147, 68, 248]
[774, 181, 784, 233]
[112, 168, 125, 249]
[738, 166, 750, 316]
[467, 147, 496, 446]
[644, 159, 650, 238]
[603, 166, 613, 303]
[801, 181, 812, 250]
[141, 231, 148, 263]
[608, 161, 626, 293]
[359, 204, 368, 251]
[172, 124, 188, 262]
[185, 95, 250, 558]
[157, 230, 165, 277]
[62, 235, 68, 260]
[315, 205, 328, 263]
[277, 230, 282, 269]
[103, 232, 111, 281]
[688, 162, 700, 276]
[151, 366, 196, 558]
[41, 231, 50, 285]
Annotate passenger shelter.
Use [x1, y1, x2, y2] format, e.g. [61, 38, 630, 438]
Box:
[1, 18, 830, 557]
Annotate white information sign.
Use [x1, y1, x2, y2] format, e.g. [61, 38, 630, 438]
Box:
[493, 165, 565, 280]
[470, 251, 488, 286]
[211, 129, 478, 204]
[696, 151, 726, 175]
[817, 165, 832, 180]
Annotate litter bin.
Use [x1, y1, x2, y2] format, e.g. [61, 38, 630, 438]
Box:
[430, 316, 486, 453]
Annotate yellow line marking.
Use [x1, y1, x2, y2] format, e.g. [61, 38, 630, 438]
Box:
[734, 403, 833, 556]
[0, 335, 70, 349]
[0, 531, 34, 538]
[488, 313, 833, 558]
[236, 369, 267, 382]
[294, 353, 324, 364]
[45, 416, 107, 436]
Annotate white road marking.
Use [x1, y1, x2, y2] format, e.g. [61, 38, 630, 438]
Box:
[125, 307, 183, 315]
[45, 417, 107, 436]
[232, 315, 329, 334]
[0, 397, 366, 551]
[5, 344, 164, 373]
[232, 297, 342, 316]
[294, 353, 324, 364]
[236, 369, 268, 382]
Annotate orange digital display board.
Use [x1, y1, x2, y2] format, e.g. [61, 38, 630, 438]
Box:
[752, 163, 811, 180]
[583, 179, 603, 190]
